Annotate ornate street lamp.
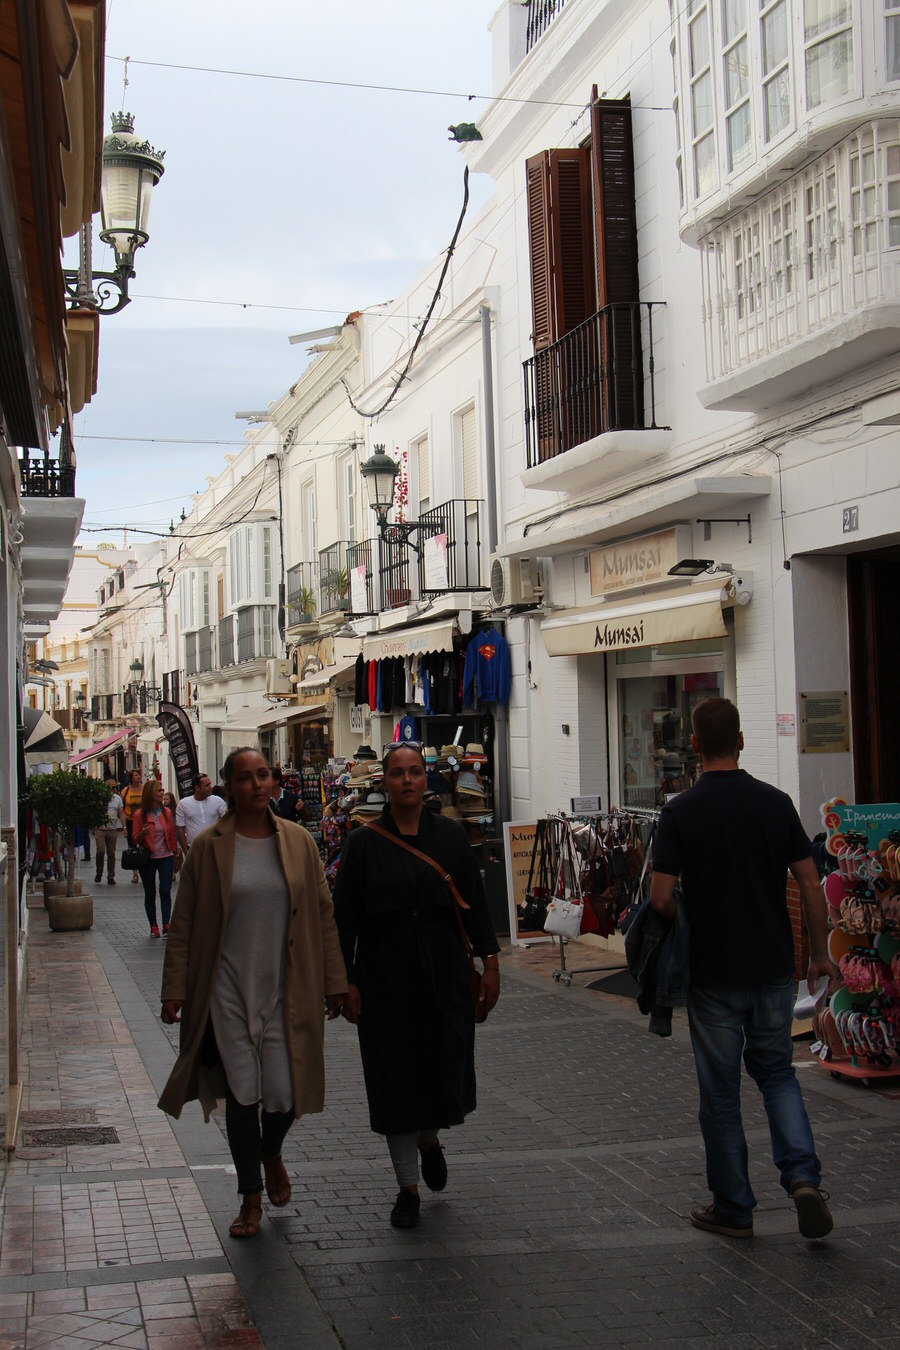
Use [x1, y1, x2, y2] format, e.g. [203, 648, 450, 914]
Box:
[359, 445, 424, 550]
[64, 111, 165, 315]
[128, 658, 144, 683]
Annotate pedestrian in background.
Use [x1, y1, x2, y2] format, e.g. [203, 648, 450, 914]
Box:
[122, 768, 143, 884]
[270, 766, 311, 824]
[175, 772, 227, 854]
[132, 780, 180, 937]
[95, 774, 126, 886]
[650, 697, 833, 1241]
[332, 743, 500, 1231]
[158, 747, 347, 1241]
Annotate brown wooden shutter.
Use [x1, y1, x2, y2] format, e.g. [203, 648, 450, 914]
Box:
[591, 93, 642, 428]
[526, 152, 553, 350]
[548, 147, 594, 337]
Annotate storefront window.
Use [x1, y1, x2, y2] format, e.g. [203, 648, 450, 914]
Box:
[614, 636, 728, 808]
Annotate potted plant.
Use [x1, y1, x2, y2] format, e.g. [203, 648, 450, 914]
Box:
[26, 769, 111, 929]
[290, 586, 317, 624]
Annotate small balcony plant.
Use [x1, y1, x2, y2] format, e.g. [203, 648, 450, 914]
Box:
[290, 585, 317, 624]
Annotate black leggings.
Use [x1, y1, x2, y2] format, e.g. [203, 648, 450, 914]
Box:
[224, 1080, 294, 1196]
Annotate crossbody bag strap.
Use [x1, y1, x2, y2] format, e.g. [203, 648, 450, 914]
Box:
[363, 820, 476, 967]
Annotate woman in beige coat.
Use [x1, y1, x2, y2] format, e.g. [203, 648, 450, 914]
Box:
[159, 747, 347, 1239]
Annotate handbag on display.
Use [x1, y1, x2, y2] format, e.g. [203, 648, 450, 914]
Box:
[544, 822, 584, 939]
[121, 845, 150, 870]
[363, 821, 490, 1023]
[518, 818, 553, 932]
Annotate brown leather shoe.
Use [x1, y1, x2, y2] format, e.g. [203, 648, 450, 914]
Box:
[261, 1152, 291, 1207]
[229, 1195, 263, 1239]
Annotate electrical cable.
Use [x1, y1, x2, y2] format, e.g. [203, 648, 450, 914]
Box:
[342, 166, 471, 419]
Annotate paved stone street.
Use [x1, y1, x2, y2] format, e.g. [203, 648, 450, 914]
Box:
[1, 862, 897, 1348]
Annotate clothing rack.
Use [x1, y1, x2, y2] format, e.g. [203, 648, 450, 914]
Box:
[551, 806, 660, 988]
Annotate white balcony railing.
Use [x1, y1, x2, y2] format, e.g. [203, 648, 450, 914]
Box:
[699, 121, 900, 386]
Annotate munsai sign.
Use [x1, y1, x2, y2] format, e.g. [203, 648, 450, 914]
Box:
[589, 526, 691, 596]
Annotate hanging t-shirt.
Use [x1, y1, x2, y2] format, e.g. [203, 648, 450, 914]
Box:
[462, 627, 511, 706]
[397, 714, 420, 743]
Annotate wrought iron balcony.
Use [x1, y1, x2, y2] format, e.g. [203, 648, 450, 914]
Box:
[346, 541, 377, 617]
[526, 0, 567, 52]
[373, 499, 488, 607]
[318, 542, 350, 616]
[522, 300, 664, 469]
[19, 448, 76, 498]
[91, 693, 123, 721]
[286, 560, 319, 624]
[123, 684, 159, 716]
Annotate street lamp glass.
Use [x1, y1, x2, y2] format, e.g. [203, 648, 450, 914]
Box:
[359, 446, 400, 524]
[99, 112, 165, 265]
[129, 659, 144, 680]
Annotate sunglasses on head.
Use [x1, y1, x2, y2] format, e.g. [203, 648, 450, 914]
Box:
[383, 741, 424, 756]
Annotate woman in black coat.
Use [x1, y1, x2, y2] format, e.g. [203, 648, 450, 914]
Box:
[332, 743, 500, 1229]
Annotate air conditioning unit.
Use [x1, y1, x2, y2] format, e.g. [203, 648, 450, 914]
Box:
[266, 658, 293, 696]
[489, 554, 543, 608]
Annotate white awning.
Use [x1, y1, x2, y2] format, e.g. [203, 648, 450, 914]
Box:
[224, 705, 281, 733]
[295, 657, 357, 692]
[258, 701, 330, 730]
[541, 579, 729, 657]
[363, 618, 456, 663]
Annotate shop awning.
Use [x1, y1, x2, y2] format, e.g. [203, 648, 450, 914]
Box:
[295, 657, 357, 692]
[224, 705, 280, 733]
[541, 579, 729, 657]
[69, 728, 134, 766]
[363, 618, 456, 663]
[259, 702, 329, 729]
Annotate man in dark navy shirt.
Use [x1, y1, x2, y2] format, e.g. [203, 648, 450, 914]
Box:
[651, 698, 833, 1241]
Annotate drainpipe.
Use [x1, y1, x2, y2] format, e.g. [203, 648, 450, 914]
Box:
[480, 302, 511, 828]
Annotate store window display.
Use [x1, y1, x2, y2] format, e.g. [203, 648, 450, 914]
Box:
[613, 637, 729, 807]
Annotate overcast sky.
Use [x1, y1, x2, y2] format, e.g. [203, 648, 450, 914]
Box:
[71, 0, 497, 542]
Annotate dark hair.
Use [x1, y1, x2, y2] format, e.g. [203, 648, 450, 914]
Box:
[192, 772, 209, 788]
[382, 742, 426, 771]
[271, 766, 283, 785]
[692, 698, 741, 759]
[222, 745, 270, 787]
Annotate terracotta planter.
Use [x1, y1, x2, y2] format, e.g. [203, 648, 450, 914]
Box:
[43, 879, 83, 908]
[47, 893, 93, 931]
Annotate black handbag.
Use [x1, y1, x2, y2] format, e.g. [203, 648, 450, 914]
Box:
[122, 845, 150, 870]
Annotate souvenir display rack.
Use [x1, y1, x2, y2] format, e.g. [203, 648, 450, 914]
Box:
[812, 813, 900, 1087]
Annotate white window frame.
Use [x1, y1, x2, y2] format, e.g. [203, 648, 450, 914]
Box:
[414, 431, 431, 515]
[722, 0, 753, 174]
[759, 0, 794, 145]
[688, 0, 718, 198]
[803, 0, 855, 112]
[888, 0, 900, 83]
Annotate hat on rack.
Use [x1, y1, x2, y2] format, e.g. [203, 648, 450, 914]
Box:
[353, 744, 378, 761]
[456, 770, 486, 798]
[461, 742, 486, 768]
[350, 761, 373, 780]
[440, 744, 464, 760]
[424, 745, 439, 763]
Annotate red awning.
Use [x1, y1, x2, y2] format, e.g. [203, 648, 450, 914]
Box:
[68, 728, 134, 766]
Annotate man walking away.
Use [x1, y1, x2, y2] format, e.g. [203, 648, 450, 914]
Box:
[175, 772, 228, 854]
[650, 697, 833, 1241]
[96, 775, 126, 885]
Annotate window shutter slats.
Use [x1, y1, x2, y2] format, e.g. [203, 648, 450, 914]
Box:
[461, 407, 477, 500]
[548, 146, 594, 336]
[591, 97, 640, 307]
[526, 152, 553, 350]
[417, 434, 430, 502]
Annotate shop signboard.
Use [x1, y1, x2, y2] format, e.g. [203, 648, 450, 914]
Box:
[589, 526, 691, 596]
[423, 532, 449, 591]
[503, 820, 550, 945]
[156, 701, 199, 799]
[820, 798, 900, 855]
[350, 565, 368, 614]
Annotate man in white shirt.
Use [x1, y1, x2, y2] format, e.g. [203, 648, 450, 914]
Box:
[175, 772, 228, 852]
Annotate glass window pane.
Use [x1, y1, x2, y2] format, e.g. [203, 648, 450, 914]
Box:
[692, 70, 714, 132]
[723, 0, 747, 42]
[764, 68, 791, 138]
[888, 15, 900, 80]
[617, 670, 723, 809]
[694, 131, 718, 195]
[727, 103, 753, 169]
[804, 0, 851, 40]
[890, 217, 900, 245]
[725, 37, 750, 104]
[888, 144, 900, 176]
[889, 180, 900, 211]
[762, 2, 788, 73]
[690, 11, 710, 74]
[806, 31, 853, 106]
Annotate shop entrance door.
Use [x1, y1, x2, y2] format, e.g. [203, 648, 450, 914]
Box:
[847, 550, 900, 801]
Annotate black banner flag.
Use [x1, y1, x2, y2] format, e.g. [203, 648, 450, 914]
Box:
[156, 701, 200, 799]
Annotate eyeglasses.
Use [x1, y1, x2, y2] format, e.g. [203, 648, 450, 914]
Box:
[383, 741, 423, 757]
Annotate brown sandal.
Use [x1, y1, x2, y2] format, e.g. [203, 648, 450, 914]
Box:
[261, 1152, 291, 1207]
[229, 1195, 263, 1239]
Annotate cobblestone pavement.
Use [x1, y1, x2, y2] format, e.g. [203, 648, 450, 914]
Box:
[3, 863, 898, 1349]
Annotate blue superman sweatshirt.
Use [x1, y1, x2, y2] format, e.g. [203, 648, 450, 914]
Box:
[462, 627, 511, 706]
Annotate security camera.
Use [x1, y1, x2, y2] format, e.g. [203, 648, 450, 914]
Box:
[734, 572, 753, 606]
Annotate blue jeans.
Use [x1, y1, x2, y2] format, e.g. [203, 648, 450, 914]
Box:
[688, 980, 822, 1221]
[139, 855, 174, 930]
